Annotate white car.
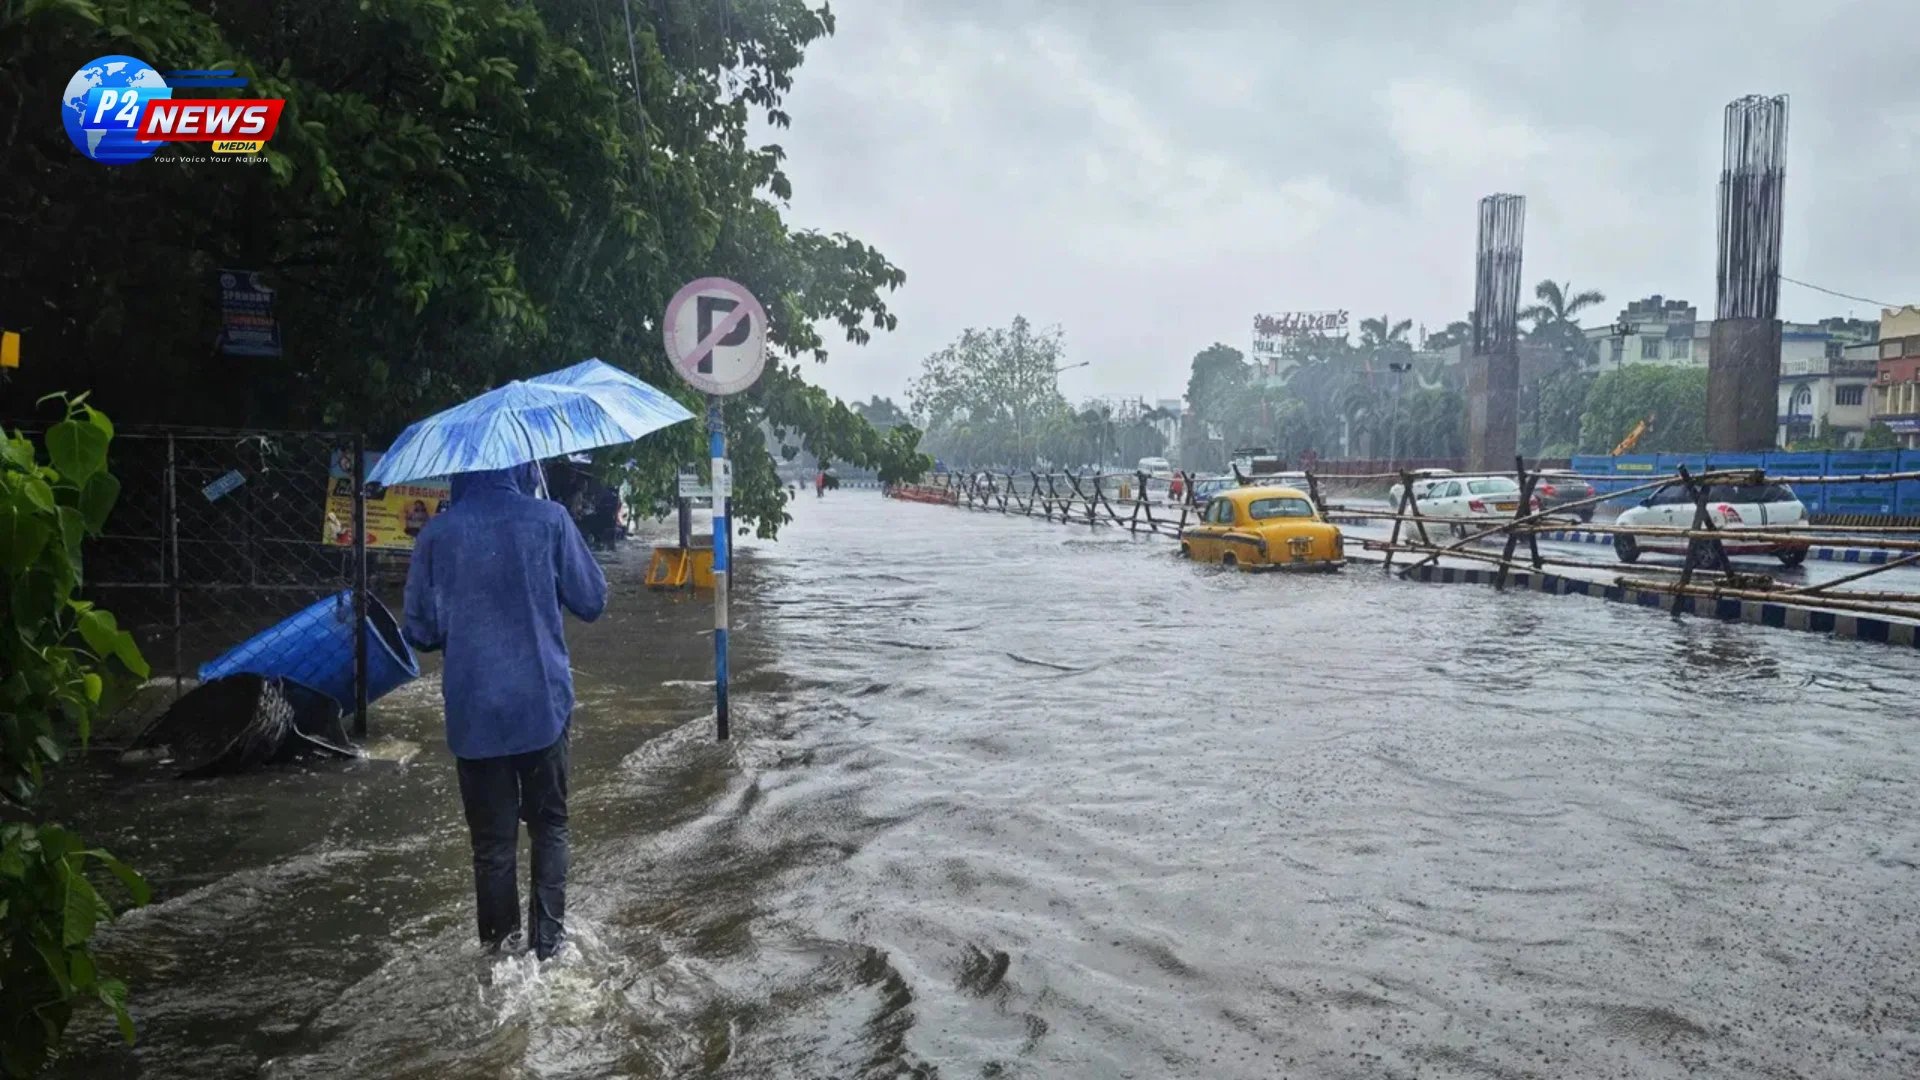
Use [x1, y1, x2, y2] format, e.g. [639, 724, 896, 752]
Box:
[1413, 476, 1537, 536]
[1613, 481, 1809, 566]
[1137, 456, 1172, 477]
[1386, 468, 1456, 507]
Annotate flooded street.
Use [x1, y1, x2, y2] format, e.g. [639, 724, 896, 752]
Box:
[51, 491, 1920, 1079]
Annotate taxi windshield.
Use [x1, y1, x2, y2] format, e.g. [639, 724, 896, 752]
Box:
[1247, 496, 1315, 520]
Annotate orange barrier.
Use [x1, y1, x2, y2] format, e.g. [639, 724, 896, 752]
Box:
[887, 485, 958, 506]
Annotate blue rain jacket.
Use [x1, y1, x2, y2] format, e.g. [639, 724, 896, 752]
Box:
[402, 463, 608, 759]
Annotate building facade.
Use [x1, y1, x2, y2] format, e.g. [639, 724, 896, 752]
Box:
[1578, 295, 1877, 446]
[1870, 305, 1920, 448]
[1778, 345, 1877, 448]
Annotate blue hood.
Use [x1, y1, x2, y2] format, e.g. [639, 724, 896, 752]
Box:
[450, 462, 542, 501]
[402, 457, 605, 759]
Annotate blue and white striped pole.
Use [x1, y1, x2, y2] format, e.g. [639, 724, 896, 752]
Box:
[709, 397, 730, 740]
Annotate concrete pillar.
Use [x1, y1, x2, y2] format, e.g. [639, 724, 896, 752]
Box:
[1708, 317, 1783, 451]
[1465, 348, 1518, 472]
[1465, 193, 1525, 471]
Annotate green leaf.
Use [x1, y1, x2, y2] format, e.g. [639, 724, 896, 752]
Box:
[70, 947, 98, 991]
[12, 566, 60, 631]
[33, 939, 73, 996]
[0, 435, 34, 470]
[62, 864, 102, 946]
[85, 405, 114, 441]
[44, 419, 108, 487]
[83, 850, 151, 907]
[20, 475, 55, 512]
[0, 498, 52, 576]
[34, 734, 63, 764]
[55, 504, 86, 560]
[99, 979, 136, 1044]
[83, 672, 103, 703]
[77, 608, 120, 658]
[80, 471, 120, 532]
[113, 631, 150, 679]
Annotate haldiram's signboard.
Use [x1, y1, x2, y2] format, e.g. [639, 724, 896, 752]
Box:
[1252, 310, 1349, 375]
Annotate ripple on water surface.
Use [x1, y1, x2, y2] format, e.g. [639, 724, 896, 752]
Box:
[52, 494, 1920, 1079]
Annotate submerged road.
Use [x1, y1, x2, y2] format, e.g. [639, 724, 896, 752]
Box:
[50, 492, 1920, 1079]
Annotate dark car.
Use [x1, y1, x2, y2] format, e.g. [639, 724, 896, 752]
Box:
[1533, 470, 1596, 521]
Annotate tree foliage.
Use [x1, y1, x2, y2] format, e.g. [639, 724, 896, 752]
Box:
[1, 398, 152, 1077]
[0, 0, 923, 540]
[908, 317, 1078, 467]
[1578, 366, 1708, 454]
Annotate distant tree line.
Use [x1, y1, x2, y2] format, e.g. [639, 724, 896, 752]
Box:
[906, 317, 1170, 470]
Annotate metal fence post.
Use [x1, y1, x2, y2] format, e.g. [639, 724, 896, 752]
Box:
[166, 433, 183, 699]
[351, 433, 369, 738]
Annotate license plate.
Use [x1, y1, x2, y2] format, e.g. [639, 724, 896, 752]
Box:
[1289, 537, 1312, 554]
[1493, 502, 1516, 512]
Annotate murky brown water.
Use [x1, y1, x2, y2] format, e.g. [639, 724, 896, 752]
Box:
[47, 492, 1920, 1078]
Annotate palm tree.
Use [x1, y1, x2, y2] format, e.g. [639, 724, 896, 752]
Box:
[1358, 315, 1414, 351]
[1521, 281, 1605, 344]
[1424, 318, 1474, 351]
[1518, 281, 1606, 454]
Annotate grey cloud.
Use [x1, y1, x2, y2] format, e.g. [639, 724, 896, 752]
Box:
[768, 0, 1920, 404]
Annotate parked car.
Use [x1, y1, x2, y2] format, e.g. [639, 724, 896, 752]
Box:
[1532, 470, 1597, 522]
[1180, 485, 1344, 571]
[1188, 475, 1236, 506]
[1386, 468, 1456, 507]
[1137, 456, 1173, 477]
[1417, 476, 1539, 536]
[1613, 482, 1809, 566]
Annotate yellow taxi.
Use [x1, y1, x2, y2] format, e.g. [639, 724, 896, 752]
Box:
[1180, 485, 1344, 571]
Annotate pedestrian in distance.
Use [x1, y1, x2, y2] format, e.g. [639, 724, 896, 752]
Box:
[401, 461, 608, 961]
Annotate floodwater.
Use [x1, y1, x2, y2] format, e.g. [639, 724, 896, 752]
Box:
[49, 492, 1920, 1079]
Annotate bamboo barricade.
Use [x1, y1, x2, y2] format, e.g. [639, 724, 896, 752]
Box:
[1326, 459, 1920, 623]
[893, 461, 1920, 626]
[896, 470, 1198, 540]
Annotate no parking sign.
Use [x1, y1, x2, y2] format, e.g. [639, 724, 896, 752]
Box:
[663, 276, 766, 743]
[663, 277, 767, 397]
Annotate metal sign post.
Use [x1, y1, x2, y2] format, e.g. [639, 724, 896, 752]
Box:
[664, 277, 768, 741]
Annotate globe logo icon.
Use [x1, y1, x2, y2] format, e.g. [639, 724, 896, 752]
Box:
[62, 55, 172, 165]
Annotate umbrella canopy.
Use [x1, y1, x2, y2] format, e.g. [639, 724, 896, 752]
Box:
[366, 359, 693, 486]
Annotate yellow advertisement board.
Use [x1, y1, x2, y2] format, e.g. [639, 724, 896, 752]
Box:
[323, 450, 451, 552]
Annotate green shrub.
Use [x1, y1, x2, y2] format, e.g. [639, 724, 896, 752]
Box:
[1, 395, 152, 1078]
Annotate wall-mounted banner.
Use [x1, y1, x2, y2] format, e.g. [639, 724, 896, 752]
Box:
[322, 449, 450, 551]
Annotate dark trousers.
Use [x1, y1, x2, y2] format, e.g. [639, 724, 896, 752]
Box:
[455, 731, 570, 959]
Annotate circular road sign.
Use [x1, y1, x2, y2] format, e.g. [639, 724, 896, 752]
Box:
[664, 277, 768, 396]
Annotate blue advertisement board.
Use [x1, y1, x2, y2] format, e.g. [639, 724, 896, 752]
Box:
[1899, 449, 1920, 517]
[1824, 450, 1901, 517]
[1763, 451, 1830, 513]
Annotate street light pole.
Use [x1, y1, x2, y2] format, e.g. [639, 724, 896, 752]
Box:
[1039, 361, 1089, 467]
[1387, 361, 1412, 467]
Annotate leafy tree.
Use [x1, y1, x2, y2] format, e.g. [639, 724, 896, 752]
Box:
[909, 317, 1069, 467]
[1424, 318, 1474, 351]
[2, 398, 152, 1076]
[852, 396, 908, 429]
[1861, 422, 1900, 450]
[1578, 366, 1707, 453]
[1530, 363, 1591, 457]
[1519, 281, 1604, 455]
[0, 0, 922, 540]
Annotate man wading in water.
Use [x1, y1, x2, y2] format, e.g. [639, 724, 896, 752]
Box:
[402, 462, 608, 960]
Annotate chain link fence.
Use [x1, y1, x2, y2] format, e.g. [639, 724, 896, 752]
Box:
[79, 427, 374, 739]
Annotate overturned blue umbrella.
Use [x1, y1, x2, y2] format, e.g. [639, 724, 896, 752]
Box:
[367, 358, 694, 487]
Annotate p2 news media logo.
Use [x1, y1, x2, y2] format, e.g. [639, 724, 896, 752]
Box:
[62, 55, 286, 165]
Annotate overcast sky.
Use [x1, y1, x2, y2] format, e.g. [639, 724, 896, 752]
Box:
[765, 0, 1920, 407]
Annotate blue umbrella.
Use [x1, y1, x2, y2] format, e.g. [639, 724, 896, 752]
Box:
[366, 359, 694, 486]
